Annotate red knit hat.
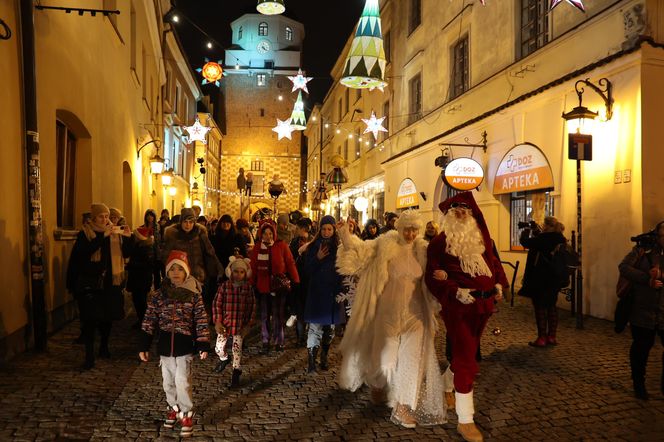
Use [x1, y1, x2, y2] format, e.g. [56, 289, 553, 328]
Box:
[165, 250, 190, 278]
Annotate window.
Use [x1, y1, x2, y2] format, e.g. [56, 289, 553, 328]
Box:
[338, 98, 343, 121]
[344, 88, 349, 115]
[510, 191, 555, 250]
[344, 140, 349, 161]
[286, 26, 293, 41]
[451, 35, 469, 99]
[355, 129, 361, 160]
[239, 26, 243, 40]
[520, 0, 549, 58]
[408, 73, 422, 124]
[260, 108, 265, 117]
[174, 82, 181, 115]
[384, 30, 391, 63]
[264, 60, 274, 69]
[141, 45, 146, 94]
[164, 68, 172, 105]
[130, 2, 136, 71]
[257, 74, 267, 86]
[409, 0, 421, 35]
[183, 96, 189, 121]
[56, 120, 77, 228]
[259, 22, 268, 36]
[381, 100, 390, 143]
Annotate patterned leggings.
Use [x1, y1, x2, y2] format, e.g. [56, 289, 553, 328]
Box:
[217, 334, 243, 369]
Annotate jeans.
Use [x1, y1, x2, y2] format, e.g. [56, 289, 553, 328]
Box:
[160, 355, 194, 413]
[307, 323, 335, 349]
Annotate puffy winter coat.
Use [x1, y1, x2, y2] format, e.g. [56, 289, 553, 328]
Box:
[162, 224, 222, 283]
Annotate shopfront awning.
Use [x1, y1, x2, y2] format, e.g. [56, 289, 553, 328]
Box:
[493, 143, 554, 194]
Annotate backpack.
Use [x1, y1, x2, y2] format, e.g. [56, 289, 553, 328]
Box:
[536, 242, 579, 289]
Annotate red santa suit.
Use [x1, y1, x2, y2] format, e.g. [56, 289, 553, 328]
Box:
[425, 192, 508, 440]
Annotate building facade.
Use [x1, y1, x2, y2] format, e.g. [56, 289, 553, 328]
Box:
[221, 13, 305, 220]
[306, 0, 664, 320]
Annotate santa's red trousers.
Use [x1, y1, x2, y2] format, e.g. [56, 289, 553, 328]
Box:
[442, 308, 491, 394]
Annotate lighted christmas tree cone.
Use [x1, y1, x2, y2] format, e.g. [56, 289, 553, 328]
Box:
[256, 0, 285, 15]
[340, 0, 387, 90]
[290, 91, 307, 130]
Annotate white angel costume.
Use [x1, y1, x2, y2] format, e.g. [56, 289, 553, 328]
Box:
[336, 212, 446, 427]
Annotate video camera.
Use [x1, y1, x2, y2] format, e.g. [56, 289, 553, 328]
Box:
[517, 220, 539, 230]
[630, 230, 657, 249]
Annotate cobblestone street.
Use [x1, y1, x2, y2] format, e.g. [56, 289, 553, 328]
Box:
[1, 297, 663, 441]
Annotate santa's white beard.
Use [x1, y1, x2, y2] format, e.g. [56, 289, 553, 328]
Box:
[441, 211, 492, 277]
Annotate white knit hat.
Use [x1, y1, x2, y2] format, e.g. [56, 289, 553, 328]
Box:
[395, 209, 422, 231]
[225, 256, 252, 279]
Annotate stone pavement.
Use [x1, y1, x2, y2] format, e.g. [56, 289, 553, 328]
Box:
[0, 297, 663, 441]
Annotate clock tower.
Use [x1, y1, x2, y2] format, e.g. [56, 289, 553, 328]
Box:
[221, 14, 306, 219]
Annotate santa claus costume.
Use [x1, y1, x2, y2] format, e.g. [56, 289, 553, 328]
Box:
[336, 210, 446, 428]
[425, 192, 508, 442]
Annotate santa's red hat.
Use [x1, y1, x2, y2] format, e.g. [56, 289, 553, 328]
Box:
[165, 250, 190, 278]
[439, 192, 492, 250]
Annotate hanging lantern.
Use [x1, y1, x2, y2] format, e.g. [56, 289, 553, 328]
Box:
[289, 91, 307, 130]
[340, 0, 387, 90]
[257, 0, 285, 15]
[196, 59, 224, 87]
[326, 167, 348, 185]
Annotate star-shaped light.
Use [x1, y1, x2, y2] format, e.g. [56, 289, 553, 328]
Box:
[287, 68, 313, 94]
[549, 0, 585, 12]
[196, 58, 224, 87]
[272, 118, 294, 140]
[362, 111, 388, 140]
[184, 118, 211, 144]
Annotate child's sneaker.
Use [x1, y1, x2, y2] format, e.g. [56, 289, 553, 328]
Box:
[179, 411, 194, 437]
[164, 405, 179, 429]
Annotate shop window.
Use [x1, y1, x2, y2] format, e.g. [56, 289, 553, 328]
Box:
[56, 120, 77, 228]
[519, 0, 549, 59]
[510, 190, 555, 250]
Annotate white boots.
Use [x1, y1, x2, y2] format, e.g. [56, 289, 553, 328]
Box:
[456, 391, 483, 442]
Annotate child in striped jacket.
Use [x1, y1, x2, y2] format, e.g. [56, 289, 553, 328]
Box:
[139, 250, 210, 438]
[213, 256, 256, 388]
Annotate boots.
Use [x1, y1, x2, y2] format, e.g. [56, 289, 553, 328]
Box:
[319, 344, 330, 371]
[456, 391, 483, 442]
[307, 347, 319, 374]
[633, 378, 649, 400]
[229, 369, 241, 389]
[214, 358, 230, 373]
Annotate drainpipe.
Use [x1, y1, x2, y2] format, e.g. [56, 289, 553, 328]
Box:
[19, 0, 47, 351]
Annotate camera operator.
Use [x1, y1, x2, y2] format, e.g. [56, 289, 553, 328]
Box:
[618, 221, 664, 400]
[518, 216, 567, 347]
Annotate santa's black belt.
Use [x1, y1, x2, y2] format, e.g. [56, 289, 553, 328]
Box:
[471, 290, 494, 299]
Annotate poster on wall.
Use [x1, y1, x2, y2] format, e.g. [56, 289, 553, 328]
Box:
[493, 143, 554, 195]
[396, 178, 419, 209]
[443, 158, 485, 191]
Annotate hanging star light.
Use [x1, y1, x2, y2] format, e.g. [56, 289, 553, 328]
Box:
[340, 0, 387, 90]
[289, 91, 307, 130]
[272, 118, 295, 140]
[361, 111, 388, 140]
[288, 68, 313, 94]
[257, 0, 285, 15]
[549, 0, 585, 12]
[196, 59, 224, 86]
[184, 118, 211, 144]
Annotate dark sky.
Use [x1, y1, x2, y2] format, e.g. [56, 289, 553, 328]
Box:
[174, 0, 366, 105]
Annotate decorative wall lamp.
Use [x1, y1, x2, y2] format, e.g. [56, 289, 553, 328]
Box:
[562, 78, 613, 126]
[327, 166, 348, 218]
[137, 138, 165, 174]
[161, 168, 174, 186]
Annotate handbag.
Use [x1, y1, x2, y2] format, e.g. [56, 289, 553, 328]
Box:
[614, 250, 646, 333]
[268, 247, 291, 295]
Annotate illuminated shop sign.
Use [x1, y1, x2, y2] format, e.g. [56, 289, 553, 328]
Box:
[493, 143, 554, 194]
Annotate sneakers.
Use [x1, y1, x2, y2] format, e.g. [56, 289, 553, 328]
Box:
[164, 405, 179, 429]
[178, 411, 194, 437]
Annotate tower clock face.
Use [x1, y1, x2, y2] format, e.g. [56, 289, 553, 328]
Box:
[256, 40, 271, 54]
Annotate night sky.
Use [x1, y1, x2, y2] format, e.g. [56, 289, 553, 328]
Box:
[175, 0, 366, 106]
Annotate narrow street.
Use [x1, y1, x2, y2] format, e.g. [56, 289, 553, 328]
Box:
[0, 298, 662, 441]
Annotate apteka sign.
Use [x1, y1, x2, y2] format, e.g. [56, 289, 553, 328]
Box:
[443, 158, 485, 191]
[493, 143, 554, 194]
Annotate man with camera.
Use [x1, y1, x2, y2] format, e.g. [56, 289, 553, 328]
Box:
[518, 217, 568, 348]
[618, 221, 664, 400]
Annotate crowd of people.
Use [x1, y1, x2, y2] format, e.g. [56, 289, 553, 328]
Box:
[65, 194, 664, 441]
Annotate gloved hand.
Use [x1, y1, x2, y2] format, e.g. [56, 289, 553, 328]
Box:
[494, 283, 504, 301]
[456, 288, 475, 304]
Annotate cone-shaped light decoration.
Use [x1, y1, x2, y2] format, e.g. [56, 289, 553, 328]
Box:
[257, 0, 285, 15]
[289, 91, 307, 130]
[340, 0, 387, 90]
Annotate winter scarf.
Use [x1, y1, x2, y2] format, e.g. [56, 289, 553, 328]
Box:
[82, 221, 124, 286]
[161, 276, 201, 302]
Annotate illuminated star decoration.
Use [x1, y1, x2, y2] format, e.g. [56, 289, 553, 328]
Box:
[184, 118, 211, 144]
[196, 58, 224, 86]
[287, 68, 313, 94]
[362, 111, 388, 140]
[549, 0, 585, 12]
[272, 118, 295, 140]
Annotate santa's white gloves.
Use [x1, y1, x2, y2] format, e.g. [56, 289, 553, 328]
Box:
[456, 288, 475, 304]
[495, 283, 504, 301]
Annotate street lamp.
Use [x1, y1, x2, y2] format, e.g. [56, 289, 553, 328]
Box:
[161, 168, 174, 186]
[327, 166, 348, 220]
[561, 77, 613, 329]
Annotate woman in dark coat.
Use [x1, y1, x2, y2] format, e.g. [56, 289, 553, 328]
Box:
[361, 219, 379, 241]
[289, 218, 314, 347]
[126, 209, 159, 327]
[302, 215, 346, 373]
[67, 203, 132, 370]
[618, 221, 664, 400]
[212, 214, 248, 271]
[519, 216, 567, 347]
